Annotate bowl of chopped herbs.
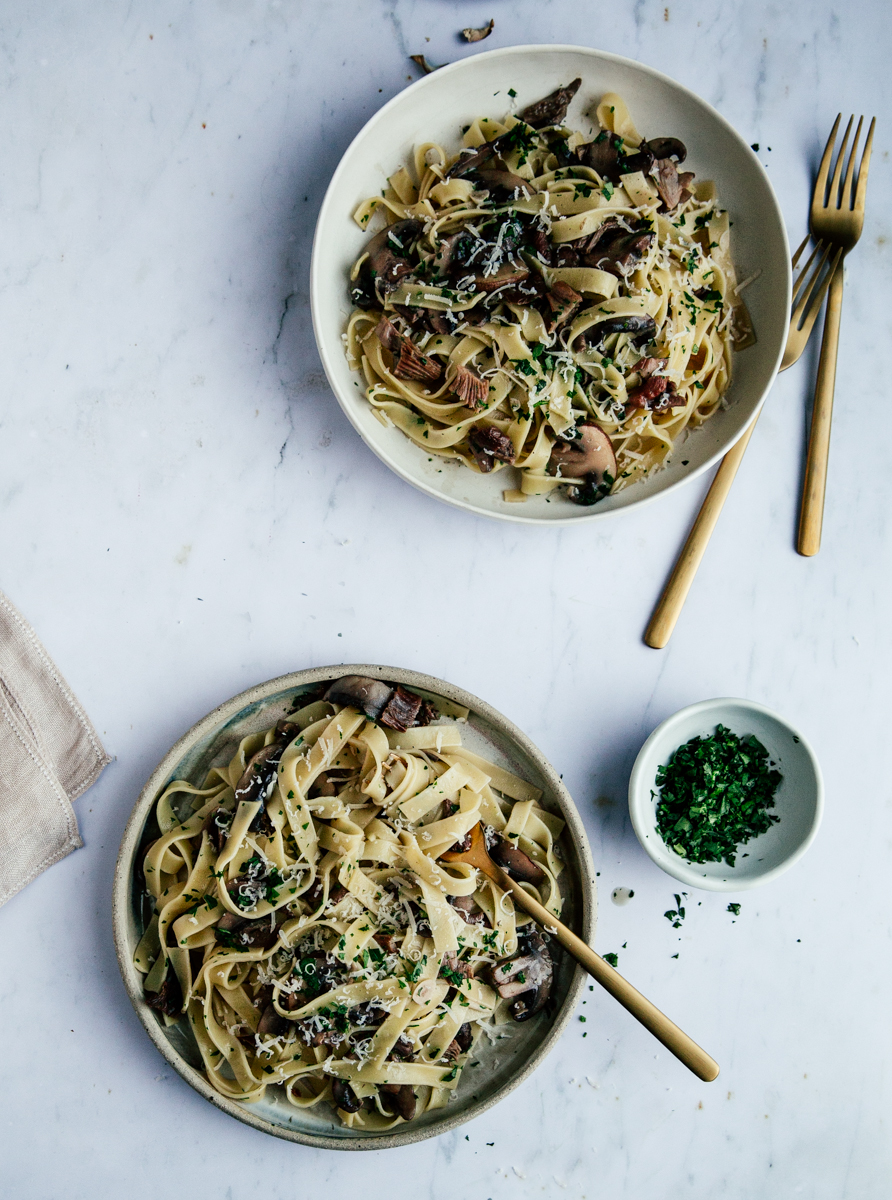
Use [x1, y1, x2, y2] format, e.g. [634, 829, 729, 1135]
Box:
[628, 699, 823, 890]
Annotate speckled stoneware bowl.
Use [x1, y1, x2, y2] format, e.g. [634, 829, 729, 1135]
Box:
[113, 665, 596, 1150]
[310, 44, 791, 525]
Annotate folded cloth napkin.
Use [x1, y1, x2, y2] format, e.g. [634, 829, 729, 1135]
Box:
[0, 591, 110, 907]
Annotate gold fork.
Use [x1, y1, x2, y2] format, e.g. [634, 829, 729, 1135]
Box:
[798, 113, 876, 556]
[644, 237, 840, 649]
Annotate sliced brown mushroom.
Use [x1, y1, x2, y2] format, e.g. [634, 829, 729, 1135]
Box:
[473, 168, 534, 201]
[545, 280, 583, 329]
[585, 230, 655, 277]
[652, 159, 694, 211]
[362, 218, 424, 300]
[471, 262, 531, 293]
[257, 1003, 289, 1038]
[489, 835, 546, 885]
[574, 313, 657, 352]
[575, 130, 623, 181]
[625, 376, 685, 413]
[235, 743, 284, 806]
[461, 18, 494, 42]
[389, 1035, 416, 1061]
[520, 78, 582, 129]
[468, 424, 516, 473]
[375, 316, 444, 383]
[548, 424, 617, 482]
[380, 1083, 417, 1121]
[332, 1078, 362, 1113]
[203, 806, 233, 854]
[449, 893, 490, 927]
[144, 968, 182, 1016]
[632, 356, 669, 377]
[490, 929, 554, 1020]
[643, 136, 687, 163]
[323, 675, 435, 732]
[450, 364, 489, 409]
[446, 141, 498, 179]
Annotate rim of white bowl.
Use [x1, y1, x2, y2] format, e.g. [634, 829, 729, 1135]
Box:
[310, 43, 791, 526]
[628, 697, 824, 891]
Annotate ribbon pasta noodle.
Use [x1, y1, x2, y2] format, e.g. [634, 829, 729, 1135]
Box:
[135, 679, 566, 1129]
[345, 82, 754, 506]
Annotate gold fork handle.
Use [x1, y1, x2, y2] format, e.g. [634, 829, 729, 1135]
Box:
[798, 262, 845, 556]
[498, 872, 720, 1081]
[644, 419, 757, 648]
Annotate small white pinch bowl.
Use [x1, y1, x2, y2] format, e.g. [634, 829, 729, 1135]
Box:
[628, 698, 823, 891]
[311, 43, 791, 525]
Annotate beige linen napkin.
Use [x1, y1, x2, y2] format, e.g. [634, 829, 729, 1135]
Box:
[0, 590, 110, 907]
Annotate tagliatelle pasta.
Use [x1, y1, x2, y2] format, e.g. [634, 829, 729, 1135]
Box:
[344, 83, 754, 506]
[134, 679, 566, 1130]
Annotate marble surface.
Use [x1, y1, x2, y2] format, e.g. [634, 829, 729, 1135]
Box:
[1, 2, 890, 1196]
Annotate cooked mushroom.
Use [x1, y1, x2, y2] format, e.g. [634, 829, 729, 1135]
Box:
[375, 317, 443, 383]
[545, 280, 583, 329]
[520, 78, 581, 129]
[490, 929, 554, 1020]
[468, 424, 516, 473]
[584, 230, 655, 277]
[446, 141, 498, 179]
[632, 356, 669, 377]
[471, 262, 531, 293]
[324, 674, 435, 731]
[144, 968, 182, 1016]
[574, 313, 657, 352]
[643, 136, 687, 163]
[203, 806, 233, 854]
[257, 1003, 289, 1038]
[363, 218, 424, 300]
[449, 893, 490, 927]
[472, 168, 534, 201]
[548, 424, 617, 481]
[410, 54, 439, 75]
[389, 1034, 416, 1061]
[235, 743, 283, 806]
[461, 18, 494, 42]
[575, 130, 624, 181]
[489, 835, 546, 885]
[380, 1083, 417, 1121]
[625, 376, 685, 412]
[450, 364, 489, 409]
[332, 1078, 362, 1113]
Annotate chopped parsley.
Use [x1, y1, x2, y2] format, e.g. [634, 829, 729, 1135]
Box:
[602, 952, 619, 968]
[727, 903, 741, 916]
[654, 725, 782, 867]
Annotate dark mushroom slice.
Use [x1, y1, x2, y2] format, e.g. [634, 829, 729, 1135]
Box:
[489, 835, 546, 885]
[449, 893, 490, 927]
[379, 684, 423, 731]
[575, 131, 623, 182]
[144, 967, 183, 1017]
[257, 1003, 290, 1038]
[389, 1034, 416, 1061]
[450, 364, 489, 409]
[585, 230, 655, 278]
[652, 157, 694, 211]
[626, 376, 685, 413]
[324, 674, 436, 730]
[363, 218, 424, 300]
[631, 356, 669, 378]
[545, 280, 583, 329]
[446, 141, 498, 179]
[467, 424, 516, 473]
[520, 78, 582, 129]
[374, 317, 443, 383]
[642, 136, 687, 164]
[472, 169, 534, 202]
[529, 228, 554, 265]
[470, 262, 531, 293]
[455, 1021, 474, 1052]
[574, 313, 657, 352]
[620, 146, 655, 176]
[235, 743, 284, 806]
[203, 806, 233, 854]
[490, 929, 554, 1021]
[379, 1083, 417, 1121]
[332, 1078, 362, 1114]
[548, 424, 618, 508]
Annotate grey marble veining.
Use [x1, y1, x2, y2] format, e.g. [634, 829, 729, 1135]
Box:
[0, 2, 890, 1197]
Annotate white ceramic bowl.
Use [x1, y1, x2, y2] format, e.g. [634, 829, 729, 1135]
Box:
[311, 44, 791, 525]
[628, 698, 823, 891]
[113, 665, 595, 1149]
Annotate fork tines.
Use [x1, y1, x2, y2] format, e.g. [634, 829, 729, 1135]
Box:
[817, 113, 877, 212]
